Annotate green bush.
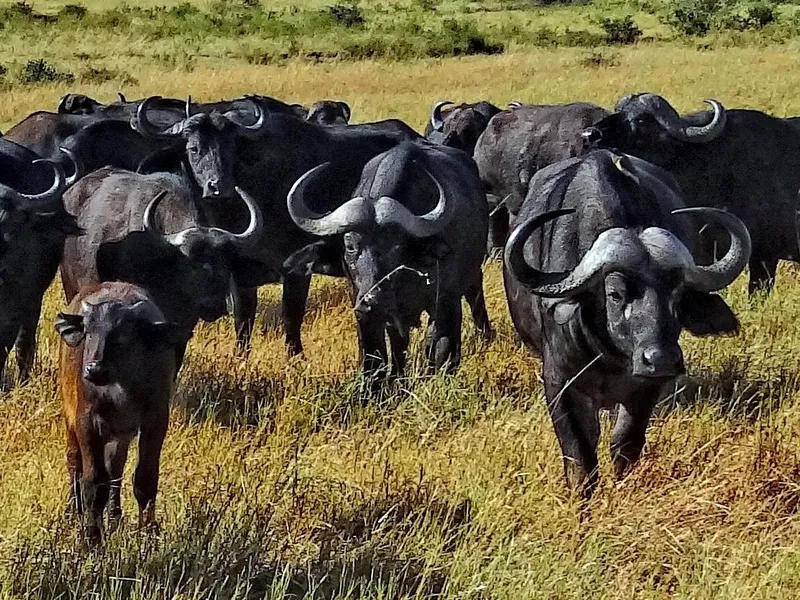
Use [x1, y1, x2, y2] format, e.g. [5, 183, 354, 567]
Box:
[662, 0, 723, 35]
[599, 15, 643, 44]
[325, 4, 365, 27]
[20, 59, 74, 84]
[720, 1, 776, 30]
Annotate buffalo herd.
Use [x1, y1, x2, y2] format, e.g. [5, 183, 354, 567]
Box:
[3, 89, 791, 539]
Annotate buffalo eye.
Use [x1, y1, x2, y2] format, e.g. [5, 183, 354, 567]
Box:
[188, 145, 199, 155]
[344, 234, 359, 256]
[608, 290, 624, 303]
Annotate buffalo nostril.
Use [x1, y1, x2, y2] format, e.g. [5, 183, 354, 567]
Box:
[207, 180, 220, 196]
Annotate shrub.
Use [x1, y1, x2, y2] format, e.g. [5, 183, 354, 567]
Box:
[58, 4, 87, 19]
[720, 2, 776, 30]
[325, 4, 365, 27]
[19, 59, 74, 84]
[662, 0, 724, 36]
[599, 15, 642, 44]
[79, 66, 138, 86]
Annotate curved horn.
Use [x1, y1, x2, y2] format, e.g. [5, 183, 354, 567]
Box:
[340, 101, 351, 122]
[508, 101, 524, 109]
[640, 95, 726, 144]
[506, 210, 648, 298]
[231, 186, 264, 245]
[672, 207, 751, 292]
[372, 167, 454, 238]
[143, 190, 169, 236]
[431, 100, 453, 131]
[679, 99, 726, 142]
[133, 96, 183, 139]
[11, 159, 67, 210]
[117, 92, 127, 103]
[226, 98, 267, 138]
[185, 95, 193, 120]
[287, 162, 373, 236]
[56, 94, 69, 114]
[58, 147, 83, 187]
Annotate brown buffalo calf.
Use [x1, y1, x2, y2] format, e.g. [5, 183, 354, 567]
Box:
[56, 281, 183, 541]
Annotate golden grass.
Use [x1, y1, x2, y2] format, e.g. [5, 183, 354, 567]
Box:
[3, 37, 800, 598]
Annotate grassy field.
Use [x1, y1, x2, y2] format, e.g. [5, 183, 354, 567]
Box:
[3, 0, 800, 598]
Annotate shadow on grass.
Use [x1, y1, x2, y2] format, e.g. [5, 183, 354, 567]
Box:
[6, 478, 464, 599]
[657, 356, 800, 420]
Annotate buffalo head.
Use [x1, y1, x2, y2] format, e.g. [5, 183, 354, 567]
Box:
[97, 186, 264, 323]
[284, 162, 453, 314]
[506, 206, 750, 377]
[56, 288, 182, 386]
[426, 100, 499, 155]
[132, 96, 268, 199]
[583, 94, 727, 167]
[306, 100, 351, 126]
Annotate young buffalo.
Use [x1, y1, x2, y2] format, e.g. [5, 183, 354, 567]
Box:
[56, 282, 183, 542]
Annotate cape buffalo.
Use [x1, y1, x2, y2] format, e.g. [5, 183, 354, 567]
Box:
[424, 100, 501, 155]
[57, 281, 182, 542]
[199, 110, 421, 356]
[504, 150, 750, 497]
[306, 100, 351, 125]
[584, 93, 800, 295]
[285, 142, 491, 379]
[0, 165, 80, 386]
[474, 102, 609, 253]
[60, 167, 266, 368]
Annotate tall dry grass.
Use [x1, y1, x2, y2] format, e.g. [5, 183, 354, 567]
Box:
[1, 15, 800, 598]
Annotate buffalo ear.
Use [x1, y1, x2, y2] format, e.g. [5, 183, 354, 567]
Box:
[543, 298, 580, 325]
[139, 321, 184, 349]
[229, 255, 281, 288]
[55, 312, 85, 347]
[283, 241, 344, 277]
[679, 290, 739, 336]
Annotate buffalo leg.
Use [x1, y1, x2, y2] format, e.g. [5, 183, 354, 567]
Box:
[105, 438, 131, 532]
[356, 311, 388, 381]
[544, 378, 601, 498]
[387, 324, 410, 378]
[426, 298, 462, 373]
[748, 254, 779, 296]
[610, 400, 656, 479]
[79, 430, 110, 543]
[15, 301, 43, 383]
[464, 272, 493, 341]
[487, 205, 509, 258]
[134, 405, 168, 530]
[66, 427, 83, 516]
[282, 275, 310, 356]
[233, 286, 258, 352]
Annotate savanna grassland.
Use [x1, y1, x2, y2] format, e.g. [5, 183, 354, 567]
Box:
[4, 0, 800, 597]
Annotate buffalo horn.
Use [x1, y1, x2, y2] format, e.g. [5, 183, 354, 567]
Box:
[133, 96, 184, 139]
[430, 100, 453, 131]
[287, 162, 372, 237]
[117, 92, 127, 103]
[143, 190, 169, 235]
[641, 94, 727, 143]
[372, 168, 453, 238]
[507, 210, 651, 298]
[58, 147, 83, 187]
[672, 207, 751, 292]
[225, 98, 267, 139]
[185, 95, 193, 120]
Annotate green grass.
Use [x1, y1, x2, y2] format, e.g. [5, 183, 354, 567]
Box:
[2, 0, 800, 597]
